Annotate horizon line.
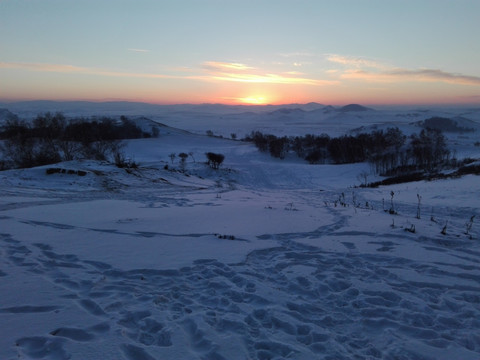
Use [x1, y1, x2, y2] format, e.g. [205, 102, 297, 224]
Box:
[1, 98, 479, 108]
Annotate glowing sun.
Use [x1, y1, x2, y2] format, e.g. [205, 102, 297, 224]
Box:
[239, 96, 268, 105]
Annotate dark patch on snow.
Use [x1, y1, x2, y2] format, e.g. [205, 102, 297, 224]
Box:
[420, 116, 477, 133]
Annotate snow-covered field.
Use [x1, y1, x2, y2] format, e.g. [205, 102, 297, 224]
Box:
[1, 102, 480, 360]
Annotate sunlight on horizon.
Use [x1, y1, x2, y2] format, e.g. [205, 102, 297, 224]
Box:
[239, 96, 268, 105]
[1, 1, 480, 105]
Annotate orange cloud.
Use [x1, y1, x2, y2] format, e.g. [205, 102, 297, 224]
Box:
[0, 60, 337, 96]
[203, 61, 255, 72]
[211, 73, 335, 85]
[285, 71, 304, 75]
[203, 60, 336, 86]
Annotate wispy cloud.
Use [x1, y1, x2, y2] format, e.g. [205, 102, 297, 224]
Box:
[202, 61, 336, 86]
[203, 61, 254, 72]
[0, 61, 178, 79]
[326, 54, 386, 69]
[324, 53, 480, 86]
[0, 60, 337, 87]
[127, 48, 150, 53]
[341, 68, 480, 86]
[279, 51, 315, 58]
[389, 69, 480, 86]
[211, 73, 334, 85]
[285, 71, 304, 76]
[0, 62, 85, 73]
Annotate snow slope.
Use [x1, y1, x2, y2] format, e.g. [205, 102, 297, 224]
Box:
[1, 104, 480, 360]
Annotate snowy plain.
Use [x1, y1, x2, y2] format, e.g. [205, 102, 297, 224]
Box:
[0, 102, 480, 360]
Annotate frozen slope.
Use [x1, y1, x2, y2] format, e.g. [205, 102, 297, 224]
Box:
[1, 125, 480, 360]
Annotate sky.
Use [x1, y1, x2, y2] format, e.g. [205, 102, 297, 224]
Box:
[1, 0, 480, 106]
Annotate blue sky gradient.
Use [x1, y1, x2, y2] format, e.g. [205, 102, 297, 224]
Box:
[1, 0, 480, 105]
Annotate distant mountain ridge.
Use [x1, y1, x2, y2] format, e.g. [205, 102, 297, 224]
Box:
[338, 104, 373, 112]
[0, 100, 384, 120]
[0, 100, 328, 118]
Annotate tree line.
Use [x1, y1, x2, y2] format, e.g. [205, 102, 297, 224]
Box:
[0, 112, 155, 169]
[244, 127, 451, 175]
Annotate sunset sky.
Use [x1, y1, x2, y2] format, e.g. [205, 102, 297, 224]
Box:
[1, 0, 480, 105]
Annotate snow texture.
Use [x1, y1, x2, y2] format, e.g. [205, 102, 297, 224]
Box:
[1, 102, 480, 360]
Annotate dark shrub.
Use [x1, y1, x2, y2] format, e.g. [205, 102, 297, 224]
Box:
[206, 152, 225, 169]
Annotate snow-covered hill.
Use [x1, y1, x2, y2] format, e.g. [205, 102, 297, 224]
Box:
[0, 108, 18, 125]
[1, 103, 480, 360]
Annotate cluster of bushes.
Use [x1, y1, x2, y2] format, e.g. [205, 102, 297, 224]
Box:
[46, 167, 88, 176]
[245, 127, 451, 175]
[206, 152, 225, 169]
[365, 161, 480, 188]
[0, 113, 152, 169]
[164, 151, 225, 171]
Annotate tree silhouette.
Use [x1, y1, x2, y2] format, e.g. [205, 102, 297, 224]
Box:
[206, 152, 225, 169]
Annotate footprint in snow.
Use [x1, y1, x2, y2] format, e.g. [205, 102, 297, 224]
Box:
[49, 327, 95, 341]
[15, 336, 69, 360]
[121, 344, 156, 360]
[0, 305, 60, 314]
[78, 299, 106, 316]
